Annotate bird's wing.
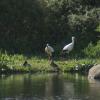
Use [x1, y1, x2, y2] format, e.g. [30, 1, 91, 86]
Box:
[48, 46, 54, 52]
[45, 47, 51, 56]
[63, 43, 73, 51]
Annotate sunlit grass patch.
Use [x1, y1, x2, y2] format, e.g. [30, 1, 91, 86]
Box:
[0, 51, 99, 74]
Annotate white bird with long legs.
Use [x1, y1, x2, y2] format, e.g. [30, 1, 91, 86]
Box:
[45, 43, 54, 60]
[62, 36, 75, 57]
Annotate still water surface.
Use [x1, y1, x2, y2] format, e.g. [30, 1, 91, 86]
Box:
[0, 73, 100, 100]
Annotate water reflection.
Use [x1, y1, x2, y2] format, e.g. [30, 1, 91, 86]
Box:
[0, 73, 100, 100]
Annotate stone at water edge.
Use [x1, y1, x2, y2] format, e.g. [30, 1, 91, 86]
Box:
[88, 64, 100, 79]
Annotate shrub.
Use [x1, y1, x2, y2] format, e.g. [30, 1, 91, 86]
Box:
[83, 41, 100, 58]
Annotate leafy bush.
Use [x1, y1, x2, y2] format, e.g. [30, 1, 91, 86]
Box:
[83, 41, 100, 58]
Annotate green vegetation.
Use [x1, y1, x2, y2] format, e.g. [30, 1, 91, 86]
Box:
[83, 41, 100, 58]
[0, 51, 99, 74]
[0, 0, 100, 54]
[96, 25, 100, 32]
[0, 0, 100, 74]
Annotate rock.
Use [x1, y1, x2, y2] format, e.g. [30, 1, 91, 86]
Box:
[88, 64, 100, 79]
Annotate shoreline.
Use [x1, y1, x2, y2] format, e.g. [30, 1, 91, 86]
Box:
[0, 53, 99, 75]
[0, 63, 94, 75]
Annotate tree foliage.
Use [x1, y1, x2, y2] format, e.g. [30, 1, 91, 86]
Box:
[0, 0, 100, 54]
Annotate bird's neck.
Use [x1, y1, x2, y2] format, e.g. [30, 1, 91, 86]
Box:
[72, 39, 75, 44]
[47, 45, 48, 47]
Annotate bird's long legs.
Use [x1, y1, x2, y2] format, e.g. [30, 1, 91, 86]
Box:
[48, 55, 53, 60]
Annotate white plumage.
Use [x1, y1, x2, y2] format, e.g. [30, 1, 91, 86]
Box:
[45, 44, 54, 59]
[62, 37, 75, 53]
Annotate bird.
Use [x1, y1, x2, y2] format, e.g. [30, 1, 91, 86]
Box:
[45, 43, 54, 60]
[62, 36, 75, 54]
[23, 60, 31, 67]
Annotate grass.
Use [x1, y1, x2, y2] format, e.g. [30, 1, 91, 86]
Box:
[0, 51, 99, 74]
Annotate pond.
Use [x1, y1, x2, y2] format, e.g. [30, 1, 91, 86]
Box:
[0, 73, 100, 100]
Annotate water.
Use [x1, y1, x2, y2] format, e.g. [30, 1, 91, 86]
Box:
[0, 73, 100, 100]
